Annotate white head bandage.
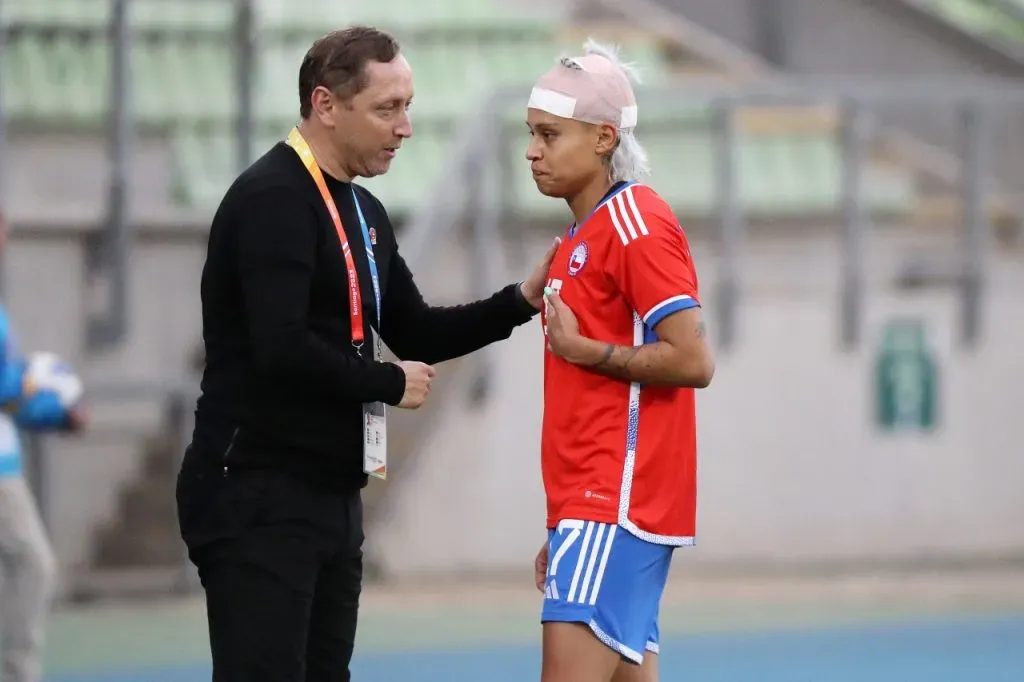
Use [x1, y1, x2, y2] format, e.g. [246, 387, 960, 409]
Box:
[528, 42, 639, 130]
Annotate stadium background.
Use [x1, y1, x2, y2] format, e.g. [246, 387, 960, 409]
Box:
[2, 0, 1024, 679]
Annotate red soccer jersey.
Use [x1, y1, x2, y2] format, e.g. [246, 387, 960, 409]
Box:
[540, 182, 701, 546]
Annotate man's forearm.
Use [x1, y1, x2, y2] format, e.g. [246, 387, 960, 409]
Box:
[386, 283, 538, 364]
[251, 326, 407, 406]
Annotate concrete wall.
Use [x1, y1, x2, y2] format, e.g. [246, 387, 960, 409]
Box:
[367, 229, 1024, 578]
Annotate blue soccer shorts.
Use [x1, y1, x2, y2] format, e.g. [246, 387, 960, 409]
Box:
[540, 518, 673, 664]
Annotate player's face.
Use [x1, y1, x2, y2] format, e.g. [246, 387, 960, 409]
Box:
[526, 109, 612, 199]
[324, 55, 414, 179]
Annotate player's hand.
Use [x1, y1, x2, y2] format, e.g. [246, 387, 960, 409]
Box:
[394, 361, 436, 409]
[520, 237, 562, 310]
[543, 290, 586, 361]
[63, 406, 88, 433]
[534, 541, 549, 593]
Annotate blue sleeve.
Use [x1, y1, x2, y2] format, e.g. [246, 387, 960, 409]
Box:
[645, 296, 701, 329]
[0, 306, 6, 365]
[14, 390, 68, 431]
[0, 305, 67, 429]
[0, 307, 26, 405]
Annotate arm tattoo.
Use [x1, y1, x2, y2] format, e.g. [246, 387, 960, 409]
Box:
[594, 343, 616, 366]
[593, 344, 642, 372]
[580, 316, 710, 385]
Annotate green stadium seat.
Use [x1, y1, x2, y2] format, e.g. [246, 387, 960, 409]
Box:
[0, 36, 41, 122]
[169, 126, 280, 208]
[253, 0, 559, 34]
[509, 126, 914, 221]
[134, 41, 233, 124]
[359, 132, 454, 210]
[0, 34, 236, 127]
[132, 0, 235, 33]
[253, 0, 348, 35]
[0, 0, 917, 222]
[926, 0, 1024, 41]
[252, 40, 308, 124]
[172, 124, 454, 216]
[2, 0, 235, 32]
[0, 33, 107, 125]
[0, 0, 108, 28]
[1, 0, 238, 126]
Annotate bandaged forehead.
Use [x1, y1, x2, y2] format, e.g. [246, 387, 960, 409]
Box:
[528, 54, 637, 129]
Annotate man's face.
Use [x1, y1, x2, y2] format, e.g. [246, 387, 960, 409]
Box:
[526, 108, 612, 199]
[329, 55, 414, 179]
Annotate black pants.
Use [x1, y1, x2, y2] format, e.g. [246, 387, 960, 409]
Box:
[177, 447, 364, 682]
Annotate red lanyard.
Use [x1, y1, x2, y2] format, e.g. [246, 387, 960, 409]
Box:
[285, 127, 367, 351]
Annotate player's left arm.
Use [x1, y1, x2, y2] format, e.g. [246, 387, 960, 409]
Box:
[13, 389, 70, 430]
[0, 307, 28, 413]
[0, 311, 83, 431]
[545, 208, 714, 388]
[574, 308, 712, 387]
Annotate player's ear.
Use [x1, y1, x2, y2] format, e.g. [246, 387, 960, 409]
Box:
[594, 123, 618, 157]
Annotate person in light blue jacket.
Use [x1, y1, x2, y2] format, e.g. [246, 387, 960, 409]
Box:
[0, 215, 86, 682]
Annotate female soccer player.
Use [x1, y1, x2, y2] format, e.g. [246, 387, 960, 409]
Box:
[526, 40, 715, 682]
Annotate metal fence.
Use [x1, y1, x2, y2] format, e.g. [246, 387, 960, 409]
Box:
[2, 0, 1024, 597]
[464, 77, 1024, 352]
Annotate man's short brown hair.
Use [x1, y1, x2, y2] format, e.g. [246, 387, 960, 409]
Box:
[298, 26, 401, 119]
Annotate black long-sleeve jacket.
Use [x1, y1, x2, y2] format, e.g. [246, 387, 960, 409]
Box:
[190, 142, 537, 490]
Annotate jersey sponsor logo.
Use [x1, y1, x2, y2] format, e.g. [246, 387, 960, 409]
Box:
[568, 242, 589, 277]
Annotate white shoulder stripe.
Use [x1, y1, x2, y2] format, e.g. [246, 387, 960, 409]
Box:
[606, 199, 630, 246]
[614, 194, 639, 240]
[604, 186, 653, 246]
[624, 186, 650, 236]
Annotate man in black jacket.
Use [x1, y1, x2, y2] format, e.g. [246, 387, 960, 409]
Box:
[176, 26, 557, 682]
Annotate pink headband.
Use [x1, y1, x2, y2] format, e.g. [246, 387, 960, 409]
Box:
[528, 53, 638, 129]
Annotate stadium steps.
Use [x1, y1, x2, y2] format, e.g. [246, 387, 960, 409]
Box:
[90, 430, 180, 570]
[88, 349, 200, 574]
